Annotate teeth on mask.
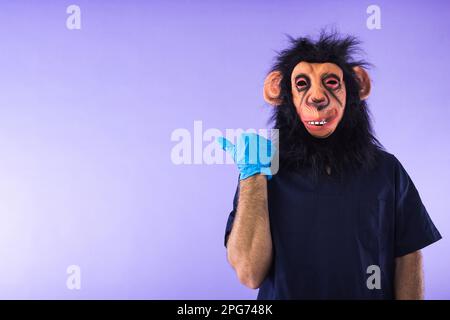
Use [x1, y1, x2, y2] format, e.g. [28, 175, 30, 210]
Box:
[308, 120, 327, 126]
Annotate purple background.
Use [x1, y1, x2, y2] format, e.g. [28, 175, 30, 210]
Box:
[0, 0, 448, 299]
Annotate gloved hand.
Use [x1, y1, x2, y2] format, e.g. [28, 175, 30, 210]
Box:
[217, 133, 275, 180]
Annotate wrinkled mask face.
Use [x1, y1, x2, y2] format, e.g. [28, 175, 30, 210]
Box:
[290, 62, 346, 138]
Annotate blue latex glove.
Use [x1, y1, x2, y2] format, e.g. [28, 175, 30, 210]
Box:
[217, 133, 275, 180]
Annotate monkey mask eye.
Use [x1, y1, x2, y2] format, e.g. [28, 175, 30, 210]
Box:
[323, 75, 341, 90]
[295, 77, 309, 90]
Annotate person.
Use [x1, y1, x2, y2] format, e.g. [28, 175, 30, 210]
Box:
[218, 32, 442, 299]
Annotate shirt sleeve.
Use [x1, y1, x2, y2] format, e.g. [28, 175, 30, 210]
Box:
[394, 157, 442, 257]
[224, 183, 240, 248]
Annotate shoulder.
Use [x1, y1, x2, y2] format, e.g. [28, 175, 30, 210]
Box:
[374, 149, 418, 193]
[355, 149, 405, 194]
[375, 149, 397, 164]
[373, 149, 403, 173]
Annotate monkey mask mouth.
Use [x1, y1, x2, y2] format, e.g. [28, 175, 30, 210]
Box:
[302, 109, 339, 131]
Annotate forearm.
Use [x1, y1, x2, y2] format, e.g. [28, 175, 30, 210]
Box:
[394, 250, 424, 300]
[226, 174, 273, 289]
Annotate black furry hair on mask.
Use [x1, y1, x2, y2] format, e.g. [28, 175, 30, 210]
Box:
[269, 31, 384, 181]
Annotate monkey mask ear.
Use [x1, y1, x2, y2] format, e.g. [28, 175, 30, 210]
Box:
[353, 66, 371, 100]
[263, 71, 283, 106]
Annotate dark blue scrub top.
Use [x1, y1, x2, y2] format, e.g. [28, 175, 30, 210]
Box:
[224, 150, 442, 299]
